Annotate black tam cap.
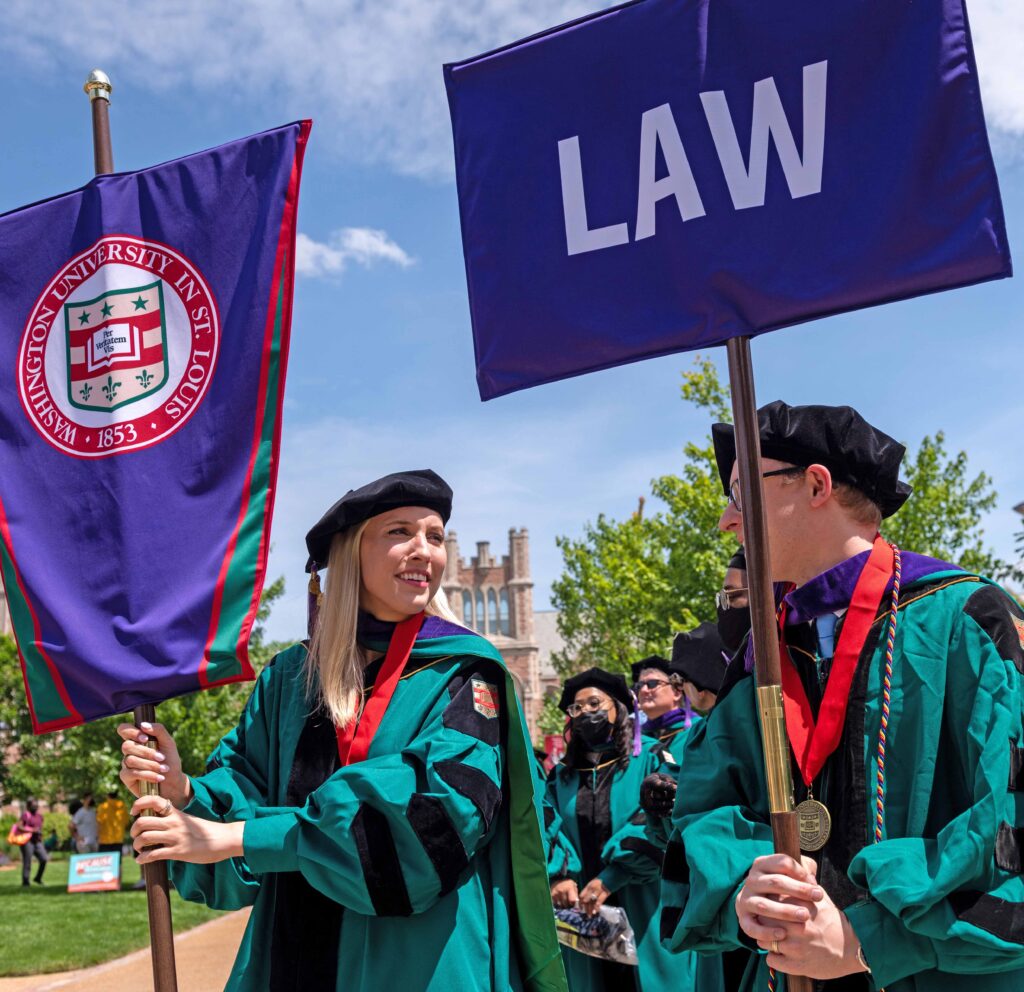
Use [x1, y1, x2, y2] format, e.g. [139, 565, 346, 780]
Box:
[559, 667, 633, 713]
[671, 622, 728, 694]
[306, 469, 453, 570]
[630, 655, 671, 684]
[711, 400, 911, 519]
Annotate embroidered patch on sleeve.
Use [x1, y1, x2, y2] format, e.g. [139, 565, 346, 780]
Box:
[472, 678, 499, 719]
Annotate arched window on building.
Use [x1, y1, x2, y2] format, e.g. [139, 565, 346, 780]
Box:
[462, 591, 474, 629]
[488, 589, 499, 636]
[499, 588, 511, 637]
[476, 590, 486, 634]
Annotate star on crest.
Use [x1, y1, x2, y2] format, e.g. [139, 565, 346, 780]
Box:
[132, 295, 148, 311]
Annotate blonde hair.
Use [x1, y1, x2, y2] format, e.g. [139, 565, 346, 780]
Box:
[307, 520, 460, 728]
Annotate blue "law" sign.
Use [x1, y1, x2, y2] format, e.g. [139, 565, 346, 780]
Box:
[444, 0, 1011, 400]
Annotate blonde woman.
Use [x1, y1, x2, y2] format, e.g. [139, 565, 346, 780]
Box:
[117, 470, 565, 992]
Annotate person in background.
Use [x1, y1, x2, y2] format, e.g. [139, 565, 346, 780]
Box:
[17, 799, 47, 886]
[631, 655, 692, 747]
[547, 667, 689, 992]
[670, 622, 728, 717]
[638, 623, 729, 837]
[97, 790, 130, 853]
[716, 547, 750, 660]
[70, 791, 99, 853]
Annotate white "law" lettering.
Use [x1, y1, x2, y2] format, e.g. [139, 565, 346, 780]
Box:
[557, 60, 829, 255]
[701, 60, 828, 210]
[557, 136, 630, 256]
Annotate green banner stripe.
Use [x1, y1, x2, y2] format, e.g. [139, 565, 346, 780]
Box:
[205, 250, 289, 681]
[0, 540, 75, 728]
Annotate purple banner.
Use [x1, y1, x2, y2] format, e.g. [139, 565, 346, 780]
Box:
[445, 0, 1011, 399]
[0, 121, 310, 731]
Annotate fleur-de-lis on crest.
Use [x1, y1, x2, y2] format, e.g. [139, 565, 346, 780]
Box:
[136, 369, 154, 389]
[101, 376, 121, 403]
[79, 383, 93, 401]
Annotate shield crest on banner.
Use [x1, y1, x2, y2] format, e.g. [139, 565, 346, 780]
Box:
[64, 280, 169, 412]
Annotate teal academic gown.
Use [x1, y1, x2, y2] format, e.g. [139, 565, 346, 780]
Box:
[169, 631, 566, 992]
[661, 563, 1024, 992]
[547, 736, 695, 992]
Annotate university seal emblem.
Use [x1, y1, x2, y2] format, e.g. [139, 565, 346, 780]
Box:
[17, 235, 219, 457]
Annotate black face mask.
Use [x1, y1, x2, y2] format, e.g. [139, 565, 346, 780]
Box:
[571, 711, 613, 747]
[717, 604, 752, 656]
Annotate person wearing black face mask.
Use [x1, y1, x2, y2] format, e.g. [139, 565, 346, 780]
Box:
[547, 668, 690, 992]
[716, 547, 751, 657]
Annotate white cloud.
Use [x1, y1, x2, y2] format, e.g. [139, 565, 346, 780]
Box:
[295, 228, 414, 278]
[2, 1, 1021, 179]
[0, 0, 601, 179]
[968, 1, 1024, 136]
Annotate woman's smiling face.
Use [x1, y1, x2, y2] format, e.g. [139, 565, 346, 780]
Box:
[358, 506, 447, 621]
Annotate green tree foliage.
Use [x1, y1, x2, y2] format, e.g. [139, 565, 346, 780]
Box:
[881, 433, 1008, 578]
[0, 577, 292, 805]
[551, 359, 734, 678]
[551, 359, 1011, 681]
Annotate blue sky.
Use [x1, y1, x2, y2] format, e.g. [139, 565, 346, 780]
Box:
[0, 1, 1021, 642]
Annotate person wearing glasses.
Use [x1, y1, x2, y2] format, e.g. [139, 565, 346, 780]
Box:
[631, 655, 693, 747]
[716, 547, 750, 659]
[548, 667, 689, 992]
[659, 401, 1024, 992]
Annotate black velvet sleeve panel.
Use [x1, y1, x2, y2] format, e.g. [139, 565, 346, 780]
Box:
[441, 660, 507, 747]
[1011, 744, 1024, 793]
[407, 793, 471, 896]
[620, 835, 664, 866]
[351, 803, 414, 917]
[434, 758, 502, 832]
[963, 585, 1024, 675]
[950, 890, 1024, 946]
[662, 838, 690, 885]
[996, 823, 1024, 875]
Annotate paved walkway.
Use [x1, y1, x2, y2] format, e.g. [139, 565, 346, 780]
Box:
[0, 909, 250, 992]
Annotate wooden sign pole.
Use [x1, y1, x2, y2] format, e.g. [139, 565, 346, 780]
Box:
[726, 335, 811, 992]
[83, 69, 179, 992]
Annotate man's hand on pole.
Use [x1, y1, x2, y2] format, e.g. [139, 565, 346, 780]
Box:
[736, 854, 868, 979]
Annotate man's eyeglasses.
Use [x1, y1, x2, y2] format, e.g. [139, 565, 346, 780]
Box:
[634, 678, 671, 693]
[566, 698, 608, 717]
[728, 467, 806, 513]
[715, 588, 749, 611]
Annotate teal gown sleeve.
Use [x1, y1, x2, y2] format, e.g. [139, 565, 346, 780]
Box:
[240, 663, 506, 917]
[597, 748, 669, 893]
[542, 781, 581, 880]
[661, 679, 774, 955]
[844, 595, 1024, 988]
[167, 650, 288, 909]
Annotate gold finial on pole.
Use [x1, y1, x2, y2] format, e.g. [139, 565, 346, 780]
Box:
[83, 69, 113, 102]
[83, 71, 114, 174]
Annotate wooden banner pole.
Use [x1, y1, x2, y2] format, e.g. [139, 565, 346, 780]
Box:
[725, 335, 811, 992]
[83, 69, 179, 992]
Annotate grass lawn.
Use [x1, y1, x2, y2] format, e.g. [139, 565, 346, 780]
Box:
[0, 852, 224, 976]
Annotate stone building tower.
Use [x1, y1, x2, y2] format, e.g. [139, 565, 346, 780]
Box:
[443, 528, 544, 735]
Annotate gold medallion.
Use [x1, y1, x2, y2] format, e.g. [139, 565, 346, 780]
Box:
[796, 798, 832, 851]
